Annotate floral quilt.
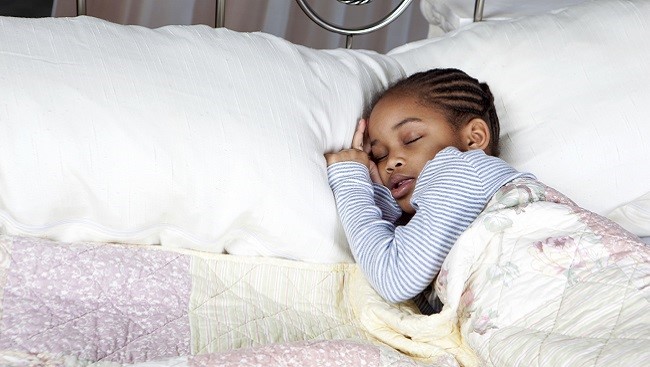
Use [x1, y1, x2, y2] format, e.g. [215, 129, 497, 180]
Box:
[358, 179, 650, 366]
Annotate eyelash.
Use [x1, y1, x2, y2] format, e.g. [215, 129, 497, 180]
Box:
[372, 137, 421, 162]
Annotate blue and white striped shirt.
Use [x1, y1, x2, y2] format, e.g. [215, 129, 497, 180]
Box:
[328, 147, 535, 308]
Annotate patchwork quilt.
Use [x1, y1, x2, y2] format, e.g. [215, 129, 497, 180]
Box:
[0, 234, 453, 366]
[0, 179, 648, 367]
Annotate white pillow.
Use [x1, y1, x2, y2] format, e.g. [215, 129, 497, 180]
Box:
[0, 16, 403, 262]
[389, 0, 650, 236]
[607, 192, 650, 237]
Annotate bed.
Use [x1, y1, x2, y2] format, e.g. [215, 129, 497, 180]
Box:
[1, 0, 649, 366]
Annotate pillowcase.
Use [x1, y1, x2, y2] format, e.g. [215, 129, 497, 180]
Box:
[0, 16, 403, 262]
[388, 0, 650, 236]
[607, 192, 650, 237]
[420, 0, 589, 33]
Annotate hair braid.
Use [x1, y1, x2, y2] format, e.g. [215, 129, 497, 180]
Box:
[367, 68, 501, 156]
[480, 82, 500, 156]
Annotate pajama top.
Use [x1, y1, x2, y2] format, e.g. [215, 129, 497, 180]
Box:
[327, 147, 535, 308]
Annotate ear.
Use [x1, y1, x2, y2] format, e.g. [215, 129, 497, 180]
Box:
[461, 118, 490, 152]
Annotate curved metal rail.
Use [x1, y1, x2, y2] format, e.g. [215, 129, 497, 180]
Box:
[295, 0, 413, 48]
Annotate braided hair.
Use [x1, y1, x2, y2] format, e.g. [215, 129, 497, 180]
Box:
[366, 68, 501, 156]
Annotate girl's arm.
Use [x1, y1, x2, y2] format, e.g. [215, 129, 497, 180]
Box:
[373, 183, 402, 223]
[327, 152, 489, 303]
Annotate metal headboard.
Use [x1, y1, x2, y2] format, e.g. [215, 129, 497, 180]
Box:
[75, 0, 487, 38]
[474, 0, 486, 22]
[74, 0, 226, 27]
[76, 0, 85, 16]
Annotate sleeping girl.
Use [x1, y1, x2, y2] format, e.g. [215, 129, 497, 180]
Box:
[325, 68, 551, 314]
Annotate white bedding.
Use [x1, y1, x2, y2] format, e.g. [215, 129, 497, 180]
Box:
[420, 0, 589, 33]
[0, 15, 401, 263]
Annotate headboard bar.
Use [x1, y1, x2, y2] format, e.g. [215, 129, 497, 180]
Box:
[216, 0, 225, 27]
[74, 0, 226, 28]
[474, 0, 486, 22]
[77, 0, 86, 16]
[74, 0, 485, 29]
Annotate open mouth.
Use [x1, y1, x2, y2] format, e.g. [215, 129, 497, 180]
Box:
[390, 177, 414, 200]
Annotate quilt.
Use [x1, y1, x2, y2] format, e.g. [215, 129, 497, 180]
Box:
[0, 234, 457, 366]
[363, 179, 650, 366]
[0, 340, 438, 367]
[0, 178, 648, 367]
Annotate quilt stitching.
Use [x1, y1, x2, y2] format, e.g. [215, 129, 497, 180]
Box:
[454, 182, 650, 366]
[188, 256, 367, 355]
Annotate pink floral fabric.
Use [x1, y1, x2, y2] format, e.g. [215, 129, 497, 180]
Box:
[189, 340, 381, 367]
[0, 340, 440, 367]
[0, 236, 191, 364]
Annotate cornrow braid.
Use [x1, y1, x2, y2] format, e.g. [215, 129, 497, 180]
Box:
[367, 68, 501, 156]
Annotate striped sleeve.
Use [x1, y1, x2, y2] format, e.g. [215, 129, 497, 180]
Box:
[373, 183, 402, 223]
[327, 148, 534, 304]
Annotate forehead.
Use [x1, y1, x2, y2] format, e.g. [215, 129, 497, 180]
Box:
[367, 94, 444, 136]
[368, 94, 417, 126]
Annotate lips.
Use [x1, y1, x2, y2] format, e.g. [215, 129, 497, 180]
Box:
[389, 174, 415, 200]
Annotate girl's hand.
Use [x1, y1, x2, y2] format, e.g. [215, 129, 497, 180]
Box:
[352, 119, 382, 184]
[325, 119, 382, 185]
[324, 148, 369, 166]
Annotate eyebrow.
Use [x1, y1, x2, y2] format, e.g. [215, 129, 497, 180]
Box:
[370, 117, 422, 146]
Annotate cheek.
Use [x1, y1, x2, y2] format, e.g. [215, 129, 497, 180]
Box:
[378, 165, 390, 184]
[409, 153, 431, 174]
[421, 147, 442, 166]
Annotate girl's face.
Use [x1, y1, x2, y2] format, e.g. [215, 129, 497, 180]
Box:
[368, 94, 463, 213]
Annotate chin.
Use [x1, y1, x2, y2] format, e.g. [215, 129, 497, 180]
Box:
[398, 201, 415, 214]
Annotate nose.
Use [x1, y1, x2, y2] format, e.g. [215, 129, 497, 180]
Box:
[385, 155, 404, 172]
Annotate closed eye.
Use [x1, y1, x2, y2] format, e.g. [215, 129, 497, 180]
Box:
[405, 136, 422, 144]
[371, 152, 386, 162]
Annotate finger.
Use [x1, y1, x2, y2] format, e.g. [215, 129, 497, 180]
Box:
[352, 119, 366, 151]
[360, 119, 372, 153]
[369, 161, 382, 184]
